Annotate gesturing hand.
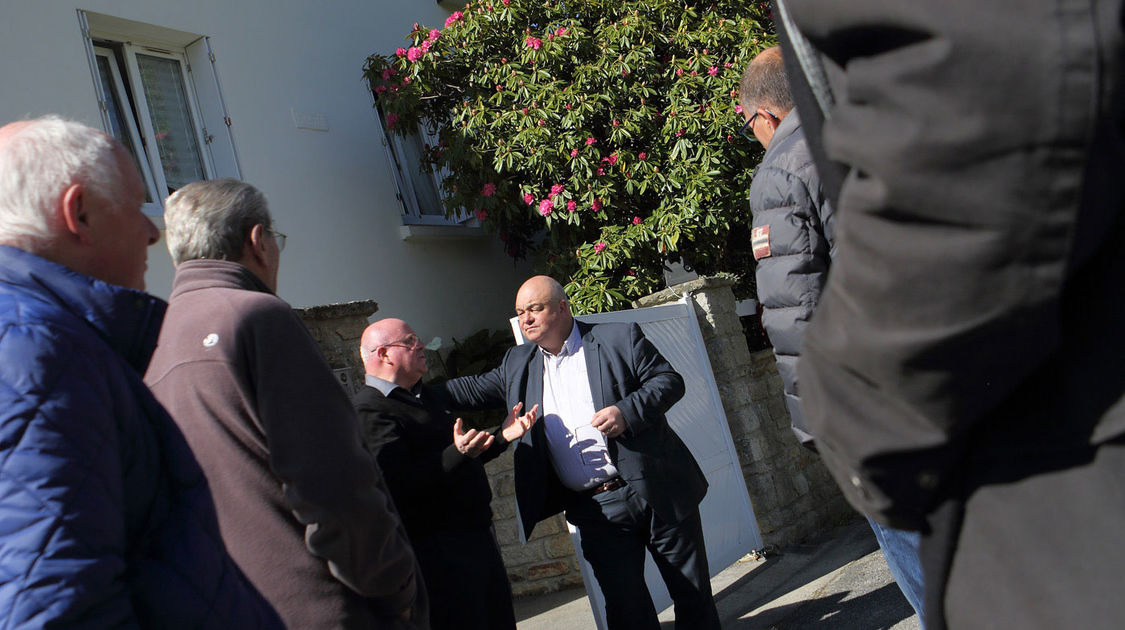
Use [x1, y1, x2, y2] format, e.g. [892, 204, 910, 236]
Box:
[590, 405, 626, 438]
[501, 402, 539, 442]
[453, 417, 494, 458]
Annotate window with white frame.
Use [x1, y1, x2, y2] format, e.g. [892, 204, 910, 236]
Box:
[373, 105, 473, 227]
[78, 11, 241, 216]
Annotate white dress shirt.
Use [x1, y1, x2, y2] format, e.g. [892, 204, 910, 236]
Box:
[540, 323, 620, 491]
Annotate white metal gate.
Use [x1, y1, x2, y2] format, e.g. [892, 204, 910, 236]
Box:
[510, 297, 760, 629]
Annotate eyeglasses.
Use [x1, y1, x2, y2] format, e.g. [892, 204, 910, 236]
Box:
[268, 228, 287, 252]
[514, 302, 550, 319]
[380, 333, 424, 351]
[739, 108, 777, 143]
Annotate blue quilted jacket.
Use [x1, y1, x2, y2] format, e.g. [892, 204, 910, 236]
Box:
[0, 246, 283, 629]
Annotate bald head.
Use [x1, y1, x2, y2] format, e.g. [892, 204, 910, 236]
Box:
[361, 318, 428, 388]
[514, 275, 573, 353]
[740, 46, 794, 116]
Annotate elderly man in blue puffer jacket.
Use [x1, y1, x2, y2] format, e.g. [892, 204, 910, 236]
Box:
[0, 116, 283, 628]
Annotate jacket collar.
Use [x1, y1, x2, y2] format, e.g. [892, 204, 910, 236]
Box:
[762, 110, 802, 162]
[0, 245, 166, 373]
[170, 259, 275, 300]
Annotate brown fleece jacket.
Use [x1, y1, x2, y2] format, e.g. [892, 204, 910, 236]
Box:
[145, 259, 426, 630]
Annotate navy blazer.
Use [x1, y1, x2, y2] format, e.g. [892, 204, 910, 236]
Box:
[444, 321, 707, 539]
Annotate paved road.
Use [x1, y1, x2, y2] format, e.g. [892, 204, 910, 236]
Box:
[514, 519, 921, 629]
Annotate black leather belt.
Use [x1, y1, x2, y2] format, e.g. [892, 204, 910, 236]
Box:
[586, 477, 625, 496]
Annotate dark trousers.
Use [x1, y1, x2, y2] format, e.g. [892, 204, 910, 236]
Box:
[565, 483, 719, 630]
[410, 527, 515, 630]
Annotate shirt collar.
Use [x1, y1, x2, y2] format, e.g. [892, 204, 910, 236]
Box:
[366, 373, 402, 397]
[542, 321, 583, 358]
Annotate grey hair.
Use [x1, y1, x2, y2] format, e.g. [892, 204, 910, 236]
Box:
[0, 116, 123, 248]
[740, 46, 794, 115]
[163, 178, 271, 265]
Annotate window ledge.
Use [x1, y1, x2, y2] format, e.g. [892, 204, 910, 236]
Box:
[399, 223, 486, 241]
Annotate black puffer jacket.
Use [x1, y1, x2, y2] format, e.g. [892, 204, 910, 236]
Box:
[747, 112, 835, 446]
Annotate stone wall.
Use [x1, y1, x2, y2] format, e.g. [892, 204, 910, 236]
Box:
[296, 300, 378, 395]
[637, 277, 854, 546]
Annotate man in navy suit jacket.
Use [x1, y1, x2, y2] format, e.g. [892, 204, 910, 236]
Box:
[444, 276, 719, 630]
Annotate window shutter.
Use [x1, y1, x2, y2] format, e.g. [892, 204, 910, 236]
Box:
[76, 10, 112, 133]
[185, 37, 242, 179]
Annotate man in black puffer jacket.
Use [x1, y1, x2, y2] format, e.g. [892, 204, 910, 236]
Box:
[741, 47, 925, 623]
[743, 45, 835, 448]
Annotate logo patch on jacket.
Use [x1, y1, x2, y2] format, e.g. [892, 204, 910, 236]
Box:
[752, 225, 772, 260]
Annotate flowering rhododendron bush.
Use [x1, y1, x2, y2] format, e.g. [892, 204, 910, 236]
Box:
[363, 0, 773, 313]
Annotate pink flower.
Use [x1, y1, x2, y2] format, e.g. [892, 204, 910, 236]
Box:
[638, 152, 647, 160]
[627, 269, 636, 276]
[735, 105, 744, 114]
[523, 193, 535, 205]
[566, 200, 577, 212]
[538, 199, 553, 216]
[675, 129, 684, 137]
[444, 11, 463, 27]
[724, 62, 733, 69]
[385, 113, 399, 129]
[676, 68, 684, 76]
[592, 199, 603, 212]
[495, 84, 503, 92]
[375, 85, 387, 95]
[406, 47, 424, 62]
[594, 241, 606, 253]
[555, 27, 567, 36]
[570, 149, 579, 158]
[565, 103, 572, 110]
[475, 208, 488, 221]
[395, 47, 407, 57]
[691, 70, 698, 76]
[708, 66, 719, 76]
[596, 167, 605, 176]
[503, 0, 509, 4]
[550, 184, 565, 197]
[420, 39, 432, 52]
[538, 119, 546, 127]
[429, 29, 441, 41]
[607, 154, 619, 166]
[521, 108, 528, 114]
[585, 137, 597, 145]
[403, 76, 411, 84]
[381, 68, 394, 80]
[525, 36, 542, 50]
[730, 89, 738, 98]
[632, 216, 642, 225]
[481, 182, 497, 197]
[612, 119, 620, 127]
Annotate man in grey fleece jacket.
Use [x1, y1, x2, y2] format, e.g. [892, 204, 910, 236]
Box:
[145, 178, 426, 629]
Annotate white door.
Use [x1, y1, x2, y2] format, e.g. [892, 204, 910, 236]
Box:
[510, 298, 761, 629]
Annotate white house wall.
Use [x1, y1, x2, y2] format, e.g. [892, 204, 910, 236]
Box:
[0, 0, 531, 342]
